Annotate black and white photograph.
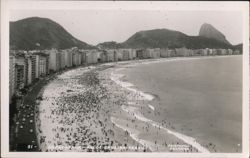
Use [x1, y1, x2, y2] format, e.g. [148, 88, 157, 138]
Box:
[1, 1, 249, 158]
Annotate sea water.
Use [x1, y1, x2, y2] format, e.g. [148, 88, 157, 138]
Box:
[118, 56, 242, 153]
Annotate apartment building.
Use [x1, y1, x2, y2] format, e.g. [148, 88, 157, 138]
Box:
[48, 49, 61, 72]
[9, 55, 16, 100]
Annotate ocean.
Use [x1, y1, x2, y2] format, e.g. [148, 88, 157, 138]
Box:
[119, 56, 242, 152]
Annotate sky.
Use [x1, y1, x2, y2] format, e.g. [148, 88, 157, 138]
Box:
[10, 10, 243, 46]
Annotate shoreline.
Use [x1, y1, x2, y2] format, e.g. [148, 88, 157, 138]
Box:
[110, 55, 242, 153]
[108, 59, 210, 153]
[36, 55, 241, 152]
[37, 64, 148, 152]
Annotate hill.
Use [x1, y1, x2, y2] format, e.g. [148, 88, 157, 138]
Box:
[233, 43, 243, 52]
[10, 17, 95, 50]
[199, 23, 231, 45]
[119, 28, 233, 49]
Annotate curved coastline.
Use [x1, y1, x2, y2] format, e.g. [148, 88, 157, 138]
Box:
[109, 55, 242, 153]
[109, 57, 211, 153]
[36, 55, 241, 152]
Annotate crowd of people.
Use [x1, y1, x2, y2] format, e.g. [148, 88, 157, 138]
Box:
[34, 62, 215, 153]
[102, 68, 202, 152]
[35, 66, 145, 152]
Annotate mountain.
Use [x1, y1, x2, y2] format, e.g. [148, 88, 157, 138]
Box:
[199, 23, 231, 45]
[122, 29, 186, 49]
[233, 43, 243, 52]
[119, 28, 233, 49]
[11, 17, 234, 50]
[10, 17, 95, 50]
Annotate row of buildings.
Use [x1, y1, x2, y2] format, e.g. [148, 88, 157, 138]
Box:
[9, 47, 241, 101]
[9, 50, 49, 101]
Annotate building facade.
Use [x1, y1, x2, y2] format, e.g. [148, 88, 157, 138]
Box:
[60, 50, 66, 69]
[147, 48, 160, 58]
[9, 55, 16, 100]
[86, 50, 98, 64]
[38, 55, 49, 76]
[160, 48, 171, 58]
[15, 64, 25, 90]
[25, 56, 32, 85]
[72, 51, 82, 66]
[48, 49, 60, 72]
[64, 50, 73, 68]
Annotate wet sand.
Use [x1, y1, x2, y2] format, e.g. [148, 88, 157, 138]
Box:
[36, 56, 241, 152]
[118, 56, 242, 153]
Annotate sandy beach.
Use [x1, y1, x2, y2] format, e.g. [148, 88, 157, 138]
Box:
[36, 64, 147, 152]
[36, 56, 241, 152]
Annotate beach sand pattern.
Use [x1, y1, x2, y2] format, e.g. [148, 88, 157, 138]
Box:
[115, 56, 242, 153]
[36, 56, 241, 152]
[108, 65, 209, 153]
[37, 65, 147, 152]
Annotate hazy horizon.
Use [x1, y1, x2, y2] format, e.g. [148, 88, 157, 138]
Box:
[10, 10, 243, 46]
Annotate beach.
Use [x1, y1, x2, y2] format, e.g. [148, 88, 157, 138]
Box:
[36, 56, 242, 153]
[118, 55, 242, 153]
[37, 65, 147, 152]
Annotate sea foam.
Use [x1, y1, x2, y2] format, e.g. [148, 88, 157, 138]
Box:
[110, 70, 155, 101]
[110, 116, 159, 152]
[148, 104, 155, 111]
[110, 61, 210, 153]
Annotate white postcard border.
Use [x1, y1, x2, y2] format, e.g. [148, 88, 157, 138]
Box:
[1, 1, 249, 158]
